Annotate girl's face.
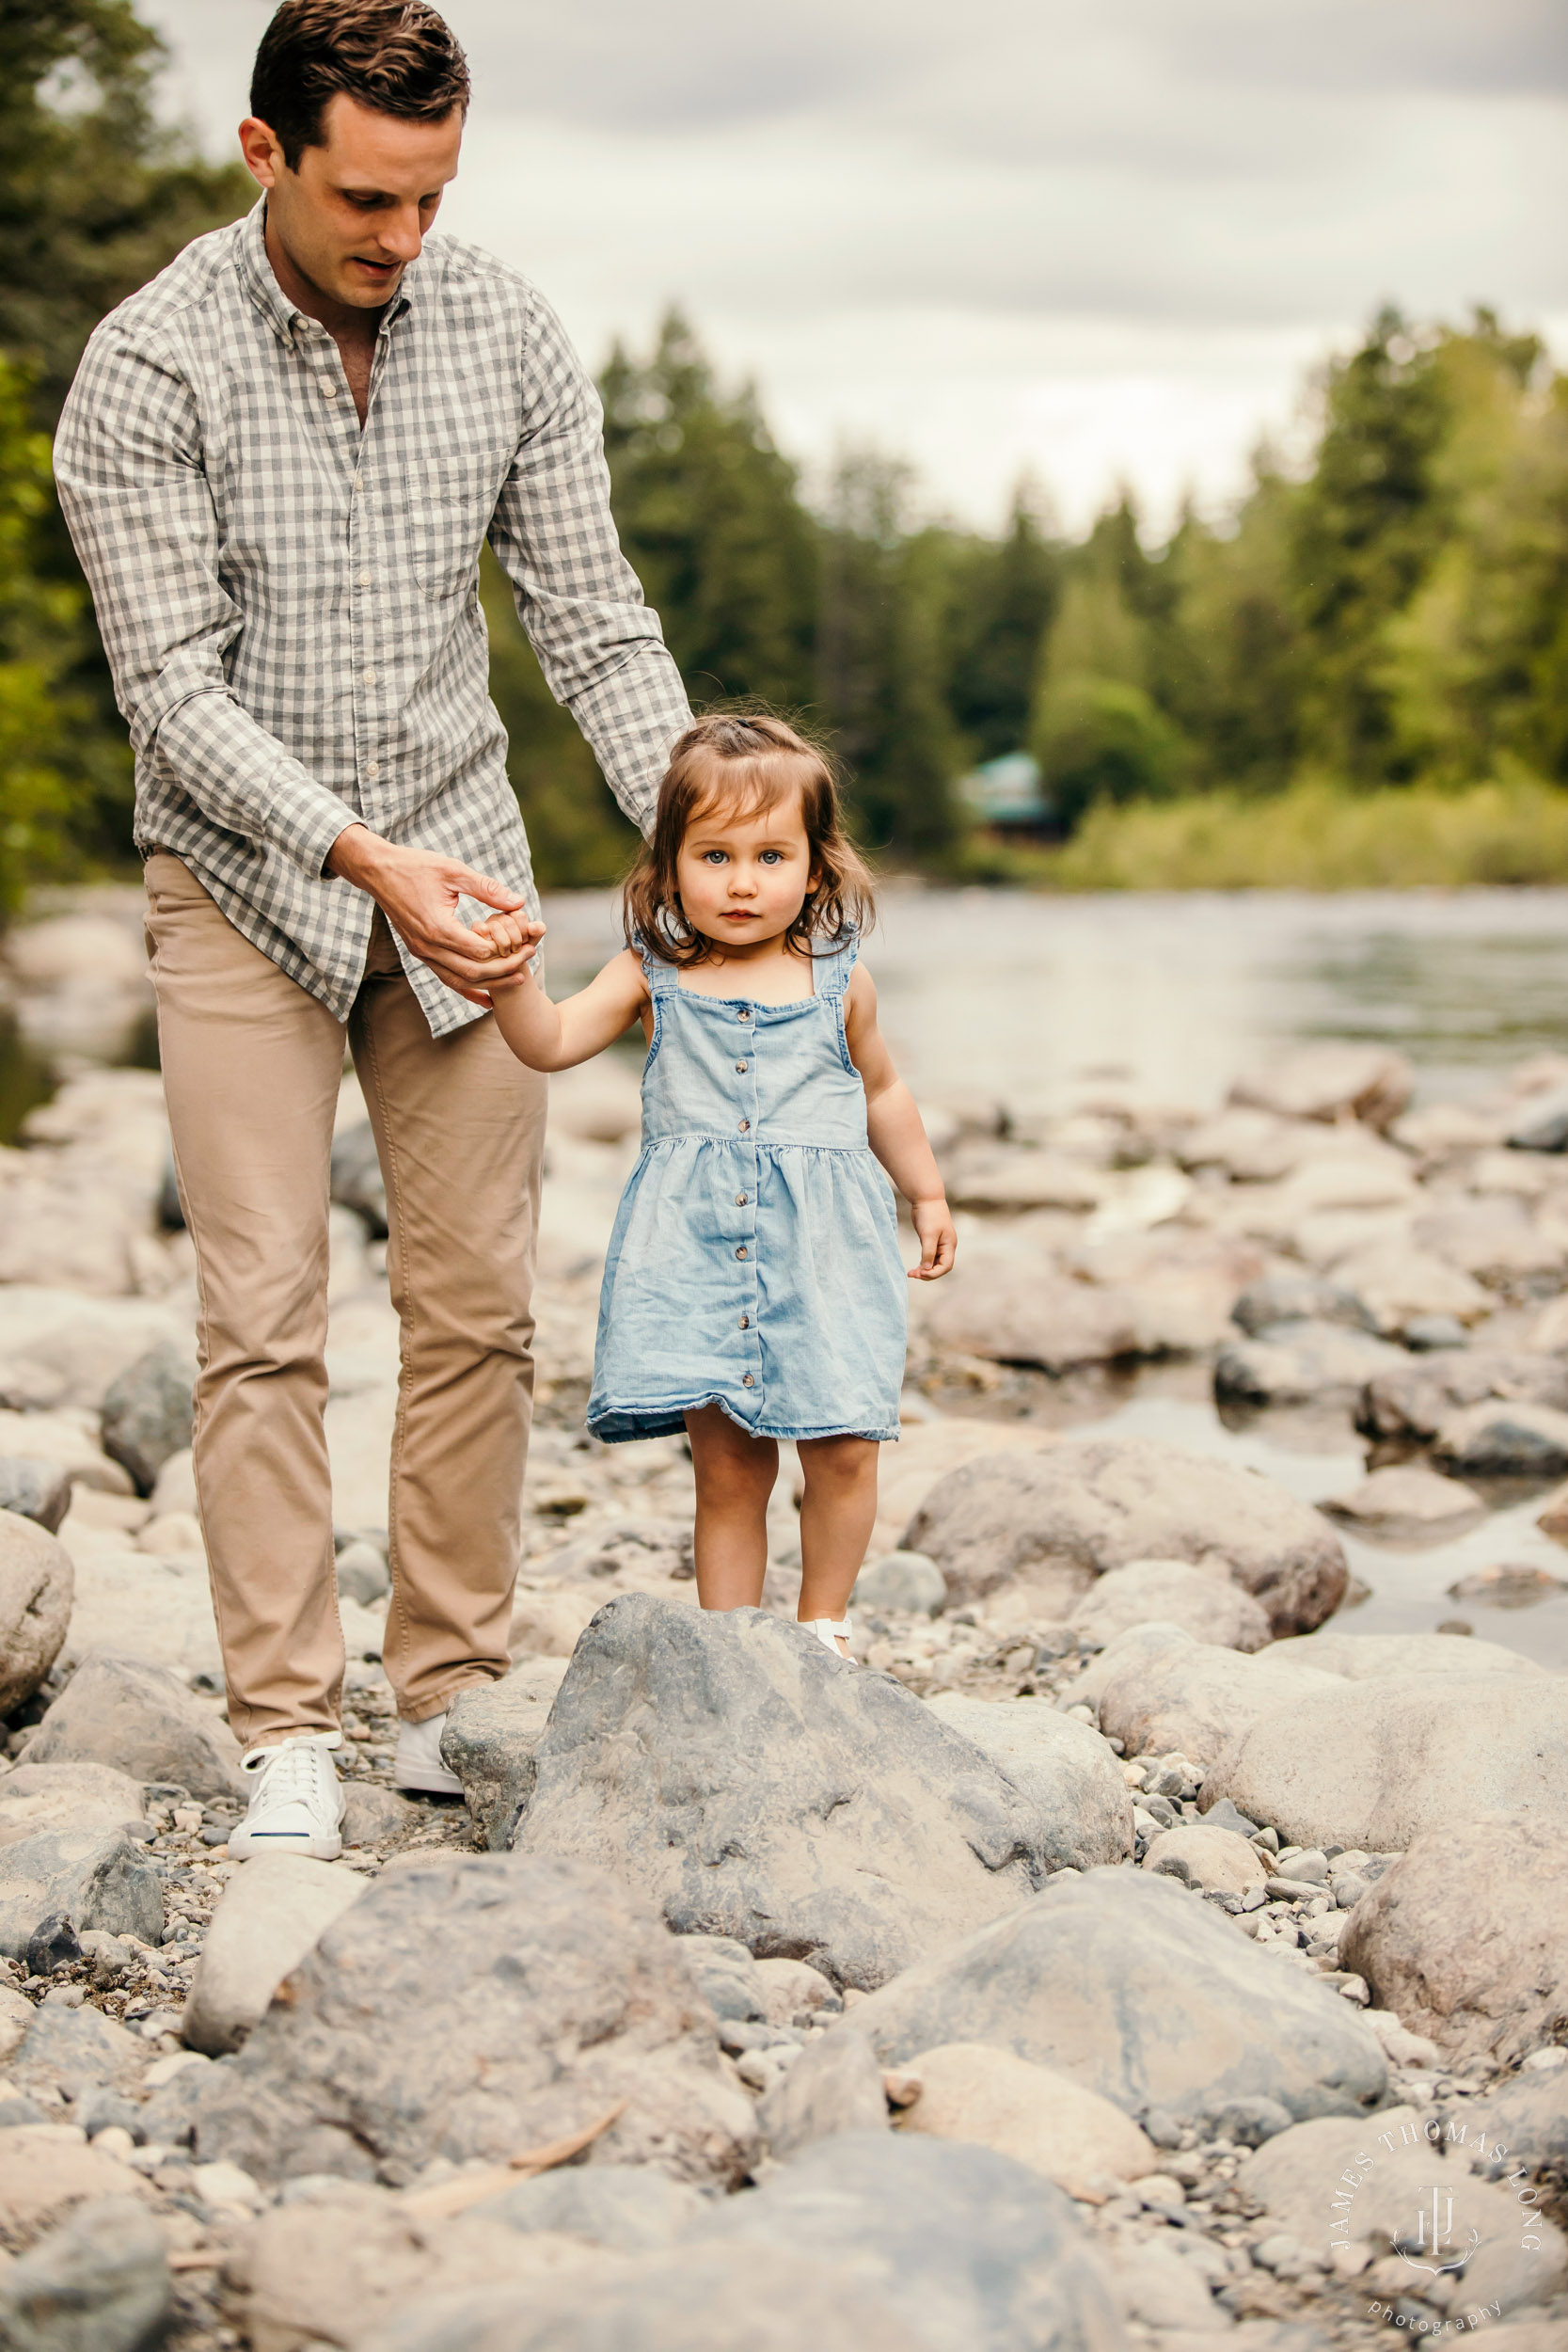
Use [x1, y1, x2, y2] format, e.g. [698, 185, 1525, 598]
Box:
[675, 788, 816, 955]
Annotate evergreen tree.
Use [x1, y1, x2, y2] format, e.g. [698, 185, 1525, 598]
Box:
[944, 488, 1061, 763]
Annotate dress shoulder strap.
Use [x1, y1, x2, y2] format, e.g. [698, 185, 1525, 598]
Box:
[812, 926, 860, 1001]
[633, 932, 679, 999]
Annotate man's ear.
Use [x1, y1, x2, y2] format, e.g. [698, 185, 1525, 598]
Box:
[238, 117, 287, 192]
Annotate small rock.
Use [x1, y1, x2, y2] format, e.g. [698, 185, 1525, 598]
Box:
[182, 1851, 367, 2056]
[99, 1342, 196, 1495]
[1340, 1815, 1568, 2069]
[1229, 1043, 1414, 1130]
[1355, 1346, 1568, 1443]
[1507, 1083, 1568, 1152]
[896, 2040, 1159, 2196]
[0, 2193, 168, 2350]
[334, 1538, 389, 1607]
[1230, 1272, 1374, 1336]
[440, 1658, 569, 1848]
[1215, 1319, 1405, 1409]
[678, 1932, 768, 2023]
[1434, 1399, 1568, 1479]
[1069, 1556, 1271, 1653]
[852, 1551, 947, 1616]
[756, 2028, 889, 2160]
[753, 1956, 841, 2025]
[0, 1456, 73, 1536]
[21, 1652, 245, 1804]
[1142, 1824, 1268, 1896]
[0, 1830, 163, 1965]
[340, 1784, 416, 1847]
[1448, 1563, 1567, 1608]
[1320, 1462, 1486, 1535]
[8, 2002, 145, 2101]
[0, 2125, 148, 2239]
[1404, 1313, 1470, 1351]
[0, 1509, 74, 1717]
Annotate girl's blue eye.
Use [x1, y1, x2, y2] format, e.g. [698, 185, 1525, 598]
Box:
[702, 850, 727, 865]
[759, 850, 782, 865]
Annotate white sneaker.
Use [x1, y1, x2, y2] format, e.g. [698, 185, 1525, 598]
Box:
[393, 1712, 462, 1797]
[229, 1733, 345, 1860]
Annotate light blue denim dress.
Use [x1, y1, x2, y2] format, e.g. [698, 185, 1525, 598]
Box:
[587, 931, 907, 1444]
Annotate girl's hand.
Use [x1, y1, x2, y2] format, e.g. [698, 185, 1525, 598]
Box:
[910, 1198, 957, 1279]
[471, 912, 546, 983]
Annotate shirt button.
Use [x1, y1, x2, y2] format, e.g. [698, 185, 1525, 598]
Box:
[735, 1245, 748, 1260]
[736, 1061, 748, 1073]
[742, 1373, 755, 1388]
[737, 1119, 750, 1134]
[361, 669, 376, 686]
[365, 760, 381, 779]
[356, 568, 373, 586]
[738, 1313, 749, 1329]
[321, 381, 340, 398]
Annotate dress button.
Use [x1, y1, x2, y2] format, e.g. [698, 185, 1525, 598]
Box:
[742, 1373, 755, 1388]
[738, 1313, 749, 1329]
[735, 1246, 748, 1261]
[735, 1193, 747, 1206]
[736, 1061, 748, 1073]
[738, 1009, 752, 1023]
[737, 1119, 750, 1134]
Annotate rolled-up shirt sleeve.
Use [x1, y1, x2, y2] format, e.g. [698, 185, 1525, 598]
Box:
[486, 290, 691, 838]
[55, 325, 356, 876]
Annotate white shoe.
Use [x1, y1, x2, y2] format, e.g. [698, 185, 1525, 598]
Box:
[805, 1616, 857, 1666]
[393, 1711, 462, 1796]
[229, 1733, 345, 1860]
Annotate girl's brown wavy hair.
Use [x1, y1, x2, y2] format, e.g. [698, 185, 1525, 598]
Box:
[623, 714, 875, 967]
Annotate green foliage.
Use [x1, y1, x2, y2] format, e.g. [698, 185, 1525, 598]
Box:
[0, 354, 94, 908]
[0, 0, 252, 425]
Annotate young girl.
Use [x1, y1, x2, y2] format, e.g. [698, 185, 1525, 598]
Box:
[476, 715, 957, 1661]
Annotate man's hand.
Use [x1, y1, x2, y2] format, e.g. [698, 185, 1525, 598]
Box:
[326, 825, 535, 1006]
[470, 909, 547, 990]
[910, 1197, 958, 1280]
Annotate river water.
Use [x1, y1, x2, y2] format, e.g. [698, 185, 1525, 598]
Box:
[8, 882, 1568, 1660]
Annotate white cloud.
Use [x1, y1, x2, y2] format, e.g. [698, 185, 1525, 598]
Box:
[137, 0, 1568, 531]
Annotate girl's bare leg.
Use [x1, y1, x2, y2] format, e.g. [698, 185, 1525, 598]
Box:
[797, 1435, 879, 1655]
[686, 1404, 778, 1612]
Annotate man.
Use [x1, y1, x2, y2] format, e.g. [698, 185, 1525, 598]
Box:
[55, 0, 690, 1858]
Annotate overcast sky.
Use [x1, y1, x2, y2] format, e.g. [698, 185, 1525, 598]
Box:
[139, 0, 1568, 535]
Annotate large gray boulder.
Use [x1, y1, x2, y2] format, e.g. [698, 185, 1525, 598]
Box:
[1089, 1623, 1341, 1769]
[1264, 1629, 1542, 1681]
[180, 1851, 757, 2187]
[1355, 1347, 1568, 1443]
[0, 1827, 163, 1963]
[511, 1596, 1065, 1991]
[0, 1508, 73, 1717]
[920, 1263, 1144, 1376]
[0, 1455, 72, 1534]
[0, 2195, 170, 2352]
[922, 1693, 1133, 1868]
[0, 1761, 149, 1848]
[689, 2131, 1124, 2352]
[841, 1867, 1386, 2137]
[1200, 1674, 1568, 1851]
[22, 1652, 245, 1802]
[903, 1437, 1346, 1635]
[99, 1341, 197, 1494]
[1339, 1816, 1568, 2069]
[7, 2001, 145, 2100]
[469, 2161, 706, 2250]
[1214, 1320, 1405, 1409]
[441, 1657, 569, 1848]
[182, 1851, 366, 2056]
[357, 2245, 920, 2352]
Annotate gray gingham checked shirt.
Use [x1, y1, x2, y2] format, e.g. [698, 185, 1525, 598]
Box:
[55, 199, 690, 1036]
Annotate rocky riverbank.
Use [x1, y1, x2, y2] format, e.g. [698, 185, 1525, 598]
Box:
[1, 908, 1567, 2349]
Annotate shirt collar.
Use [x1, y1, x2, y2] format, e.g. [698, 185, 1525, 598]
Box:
[235, 194, 419, 348]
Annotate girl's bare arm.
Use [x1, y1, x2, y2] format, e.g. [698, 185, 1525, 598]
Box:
[844, 963, 957, 1279]
[476, 922, 648, 1072]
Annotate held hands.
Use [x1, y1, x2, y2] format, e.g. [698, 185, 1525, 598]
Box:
[325, 825, 543, 1008]
[911, 1198, 958, 1280]
[469, 907, 546, 987]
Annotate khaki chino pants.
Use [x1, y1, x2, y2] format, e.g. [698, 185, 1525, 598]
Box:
[143, 854, 546, 1750]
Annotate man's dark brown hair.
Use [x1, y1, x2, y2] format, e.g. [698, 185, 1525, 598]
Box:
[250, 1, 470, 169]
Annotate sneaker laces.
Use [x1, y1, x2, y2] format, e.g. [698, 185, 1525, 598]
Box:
[243, 1736, 338, 1805]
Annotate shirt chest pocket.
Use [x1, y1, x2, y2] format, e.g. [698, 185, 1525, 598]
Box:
[403, 449, 505, 600]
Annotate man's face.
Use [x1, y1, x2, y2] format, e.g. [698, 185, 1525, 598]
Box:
[240, 91, 464, 311]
